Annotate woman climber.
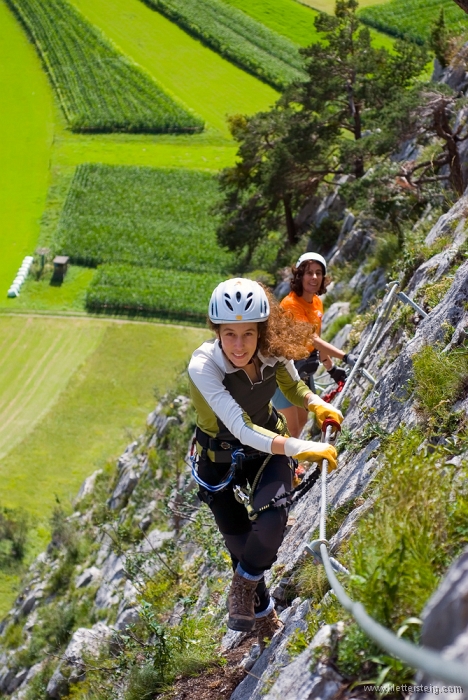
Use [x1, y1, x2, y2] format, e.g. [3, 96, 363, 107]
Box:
[273, 252, 357, 438]
[188, 278, 343, 648]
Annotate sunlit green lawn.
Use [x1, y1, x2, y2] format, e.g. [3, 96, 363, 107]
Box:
[0, 319, 208, 515]
[0, 0, 54, 303]
[224, 0, 322, 45]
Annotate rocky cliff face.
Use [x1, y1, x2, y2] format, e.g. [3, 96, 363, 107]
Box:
[0, 190, 467, 700]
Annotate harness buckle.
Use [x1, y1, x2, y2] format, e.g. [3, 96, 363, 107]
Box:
[233, 485, 250, 505]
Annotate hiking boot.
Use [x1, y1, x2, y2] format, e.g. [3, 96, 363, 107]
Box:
[256, 608, 283, 652]
[227, 571, 258, 632]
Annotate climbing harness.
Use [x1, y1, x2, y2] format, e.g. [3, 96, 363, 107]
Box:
[191, 432, 323, 520]
[190, 434, 248, 493]
[234, 459, 322, 521]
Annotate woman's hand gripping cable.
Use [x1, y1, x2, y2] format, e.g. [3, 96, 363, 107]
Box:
[307, 392, 343, 429]
[284, 437, 338, 473]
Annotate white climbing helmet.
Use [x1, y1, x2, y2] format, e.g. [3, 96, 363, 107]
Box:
[296, 252, 327, 274]
[208, 278, 270, 324]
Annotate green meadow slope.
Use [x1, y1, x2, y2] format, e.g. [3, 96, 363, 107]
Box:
[0, 0, 54, 300]
[0, 318, 208, 519]
[0, 317, 104, 460]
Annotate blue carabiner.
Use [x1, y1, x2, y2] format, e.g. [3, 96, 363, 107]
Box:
[191, 453, 235, 493]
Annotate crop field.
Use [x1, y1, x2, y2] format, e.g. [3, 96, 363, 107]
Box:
[54, 165, 232, 272]
[69, 0, 278, 136]
[141, 0, 305, 89]
[5, 0, 203, 133]
[359, 0, 468, 43]
[86, 265, 224, 320]
[0, 0, 54, 303]
[51, 164, 233, 317]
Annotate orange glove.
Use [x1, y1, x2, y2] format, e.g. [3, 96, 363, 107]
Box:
[307, 393, 343, 429]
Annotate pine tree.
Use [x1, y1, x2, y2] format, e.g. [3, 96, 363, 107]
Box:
[295, 0, 427, 177]
[430, 9, 451, 69]
[216, 0, 427, 264]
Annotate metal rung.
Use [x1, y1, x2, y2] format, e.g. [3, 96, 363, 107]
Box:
[396, 291, 428, 318]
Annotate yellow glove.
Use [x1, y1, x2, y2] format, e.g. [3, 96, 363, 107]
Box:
[284, 437, 338, 472]
[307, 393, 343, 429]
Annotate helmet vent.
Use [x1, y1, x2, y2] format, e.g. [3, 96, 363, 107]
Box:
[245, 298, 253, 311]
[223, 293, 234, 311]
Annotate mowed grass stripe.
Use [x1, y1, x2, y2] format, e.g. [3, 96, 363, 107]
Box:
[0, 320, 209, 518]
[52, 137, 238, 172]
[69, 0, 278, 136]
[0, 318, 105, 458]
[0, 329, 78, 442]
[0, 0, 54, 303]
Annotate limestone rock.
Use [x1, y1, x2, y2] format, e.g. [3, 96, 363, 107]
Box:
[94, 551, 126, 609]
[422, 547, 468, 651]
[230, 599, 312, 700]
[108, 463, 139, 510]
[75, 469, 103, 503]
[270, 438, 380, 577]
[138, 528, 175, 553]
[147, 403, 179, 437]
[75, 566, 101, 589]
[46, 623, 113, 699]
[328, 226, 373, 266]
[322, 302, 350, 328]
[411, 548, 468, 700]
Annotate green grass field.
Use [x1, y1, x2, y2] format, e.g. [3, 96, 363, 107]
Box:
[69, 0, 278, 136]
[0, 317, 105, 459]
[142, 0, 305, 89]
[225, 0, 322, 46]
[0, 318, 208, 518]
[5, 0, 203, 134]
[293, 0, 395, 49]
[0, 0, 54, 304]
[0, 316, 209, 614]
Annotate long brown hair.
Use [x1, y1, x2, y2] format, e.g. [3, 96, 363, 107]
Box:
[290, 261, 330, 296]
[209, 286, 312, 361]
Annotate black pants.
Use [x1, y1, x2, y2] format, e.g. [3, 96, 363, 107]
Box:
[197, 453, 293, 583]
